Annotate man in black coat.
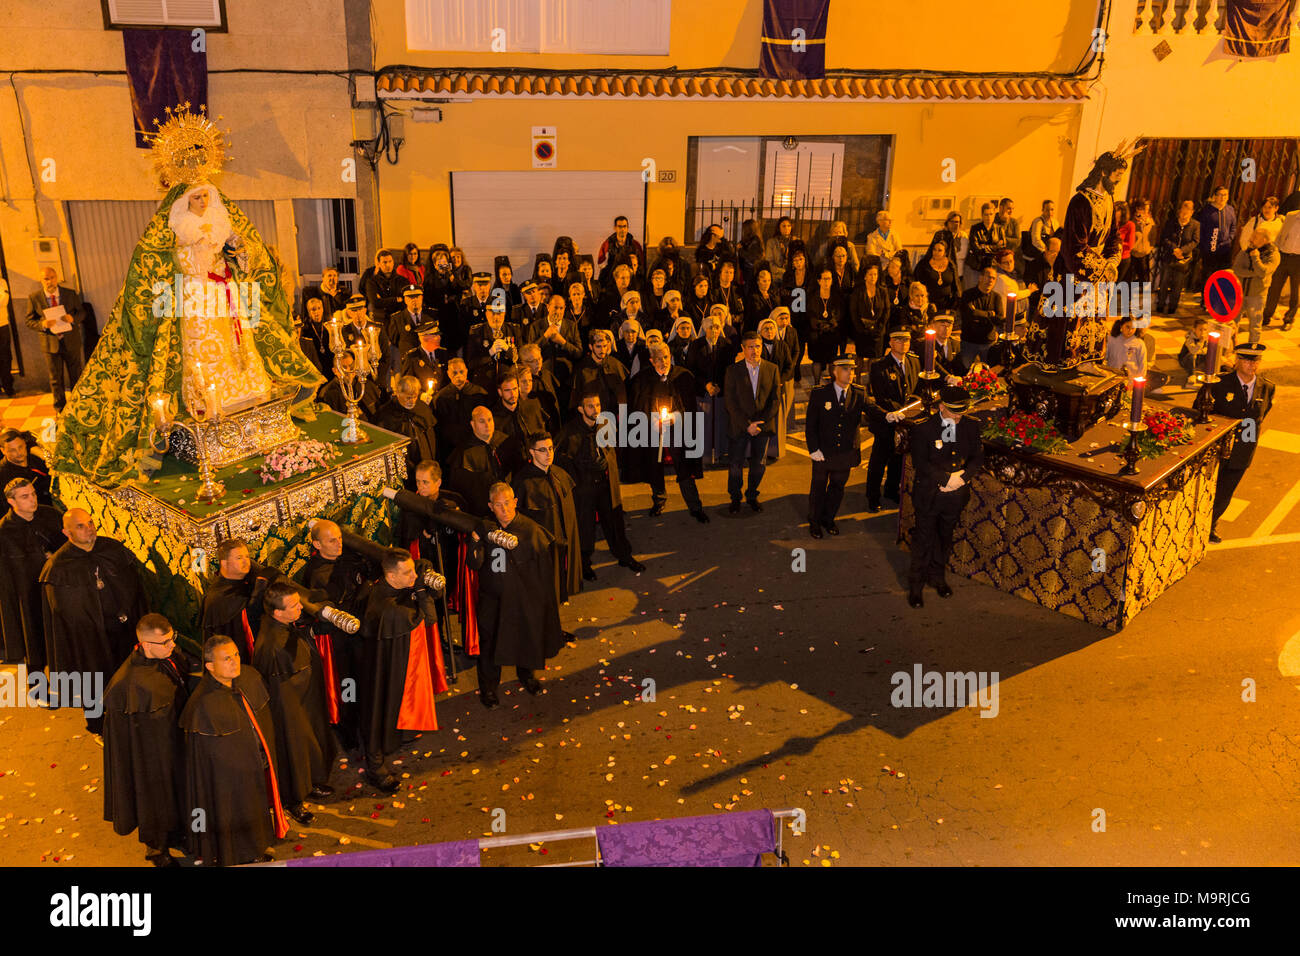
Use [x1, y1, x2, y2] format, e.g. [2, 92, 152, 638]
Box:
[387, 285, 436, 359]
[433, 358, 490, 458]
[866, 327, 922, 512]
[569, 330, 628, 412]
[466, 301, 521, 392]
[375, 375, 439, 487]
[723, 332, 781, 513]
[513, 431, 585, 604]
[1157, 201, 1200, 315]
[492, 369, 548, 475]
[907, 385, 984, 608]
[362, 249, 404, 324]
[24, 267, 85, 411]
[911, 315, 968, 380]
[102, 614, 194, 866]
[453, 272, 493, 357]
[446, 406, 511, 516]
[299, 294, 334, 380]
[628, 342, 706, 522]
[1207, 342, 1276, 543]
[400, 322, 450, 394]
[512, 280, 547, 340]
[39, 509, 147, 731]
[528, 293, 584, 386]
[805, 354, 869, 538]
[0, 478, 62, 666]
[517, 353, 563, 432]
[253, 582, 338, 825]
[555, 390, 643, 577]
[468, 483, 565, 708]
[200, 538, 289, 663]
[358, 549, 443, 790]
[339, 293, 394, 396]
[179, 635, 287, 866]
[0, 428, 52, 516]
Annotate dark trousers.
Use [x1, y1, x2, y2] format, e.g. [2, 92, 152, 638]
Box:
[727, 431, 768, 502]
[648, 458, 703, 511]
[865, 429, 901, 505]
[575, 482, 633, 565]
[43, 342, 82, 410]
[909, 488, 969, 588]
[0, 325, 13, 393]
[1212, 464, 1247, 528]
[808, 460, 851, 525]
[1201, 247, 1232, 286]
[1263, 251, 1300, 321]
[1157, 261, 1192, 313]
[476, 659, 534, 696]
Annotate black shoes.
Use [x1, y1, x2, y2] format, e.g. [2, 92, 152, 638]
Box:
[748, 500, 762, 513]
[582, 566, 597, 581]
[364, 771, 401, 794]
[1284, 319, 1295, 331]
[934, 582, 953, 598]
[648, 501, 665, 516]
[866, 501, 881, 514]
[729, 501, 741, 514]
[287, 804, 315, 826]
[146, 847, 178, 868]
[479, 690, 500, 709]
[308, 784, 334, 799]
[809, 523, 824, 539]
[619, 557, 646, 573]
[521, 676, 543, 695]
[907, 589, 924, 609]
[1208, 530, 1222, 543]
[824, 520, 839, 536]
[690, 509, 710, 523]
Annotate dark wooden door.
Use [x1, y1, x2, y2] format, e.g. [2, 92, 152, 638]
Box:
[1127, 137, 1298, 227]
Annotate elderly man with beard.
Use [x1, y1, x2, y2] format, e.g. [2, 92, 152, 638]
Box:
[39, 509, 148, 730]
[492, 369, 548, 475]
[433, 357, 490, 457]
[569, 329, 628, 413]
[377, 374, 439, 487]
[627, 341, 705, 523]
[556, 390, 647, 578]
[468, 483, 565, 708]
[0, 478, 63, 667]
[446, 406, 511, 516]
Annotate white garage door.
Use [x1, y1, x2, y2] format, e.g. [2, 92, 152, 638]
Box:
[451, 171, 645, 281]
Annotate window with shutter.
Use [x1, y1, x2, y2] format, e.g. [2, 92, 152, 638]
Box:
[406, 0, 670, 54]
[104, 0, 226, 29]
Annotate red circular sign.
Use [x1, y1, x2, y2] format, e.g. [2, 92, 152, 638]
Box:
[534, 141, 553, 161]
[1202, 269, 1244, 323]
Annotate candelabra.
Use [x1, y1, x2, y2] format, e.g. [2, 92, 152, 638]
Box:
[324, 314, 379, 444]
[147, 385, 226, 504]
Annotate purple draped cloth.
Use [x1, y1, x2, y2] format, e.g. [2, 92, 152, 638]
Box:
[759, 0, 830, 80]
[123, 29, 208, 148]
[1224, 0, 1297, 58]
[285, 839, 480, 868]
[597, 810, 776, 867]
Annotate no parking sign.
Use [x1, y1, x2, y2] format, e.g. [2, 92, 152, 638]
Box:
[1203, 269, 1244, 325]
[532, 127, 556, 168]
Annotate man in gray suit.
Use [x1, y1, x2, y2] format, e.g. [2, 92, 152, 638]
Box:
[24, 268, 84, 411]
[723, 331, 781, 513]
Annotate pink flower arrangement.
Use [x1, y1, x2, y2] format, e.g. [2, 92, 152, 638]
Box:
[258, 439, 341, 484]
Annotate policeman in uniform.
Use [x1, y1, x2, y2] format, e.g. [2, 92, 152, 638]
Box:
[806, 352, 868, 538]
[907, 384, 983, 608]
[1207, 342, 1275, 543]
[865, 326, 921, 512]
[399, 321, 450, 394]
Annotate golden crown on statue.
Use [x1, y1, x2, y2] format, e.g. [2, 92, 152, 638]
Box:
[147, 103, 232, 188]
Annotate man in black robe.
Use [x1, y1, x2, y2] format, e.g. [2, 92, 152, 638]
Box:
[299, 294, 334, 380]
[568, 330, 628, 412]
[200, 538, 288, 663]
[39, 508, 147, 732]
[468, 483, 565, 708]
[180, 635, 288, 866]
[492, 369, 548, 474]
[0, 478, 62, 666]
[358, 549, 443, 791]
[102, 613, 194, 866]
[253, 582, 337, 825]
[376, 374, 439, 487]
[627, 342, 706, 521]
[301, 519, 376, 751]
[0, 428, 52, 516]
[433, 358, 490, 459]
[555, 390, 642, 580]
[446, 406, 511, 516]
[512, 431, 585, 606]
[519, 343, 565, 429]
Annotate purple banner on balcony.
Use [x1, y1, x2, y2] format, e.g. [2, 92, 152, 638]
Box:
[596, 810, 776, 867]
[284, 839, 481, 867]
[1224, 0, 1297, 57]
[759, 0, 830, 80]
[123, 28, 208, 148]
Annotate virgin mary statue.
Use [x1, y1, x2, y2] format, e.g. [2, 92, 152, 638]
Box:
[50, 120, 323, 488]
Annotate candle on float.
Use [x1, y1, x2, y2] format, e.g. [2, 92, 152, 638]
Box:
[151, 395, 168, 428]
[923, 329, 936, 373]
[205, 381, 219, 416]
[1005, 293, 1017, 335]
[1130, 375, 1145, 424]
[1205, 331, 1220, 375]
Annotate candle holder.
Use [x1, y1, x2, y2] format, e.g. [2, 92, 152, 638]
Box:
[917, 369, 941, 410]
[1117, 420, 1148, 476]
[1190, 372, 1221, 424]
[147, 389, 227, 504]
[324, 314, 374, 445]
